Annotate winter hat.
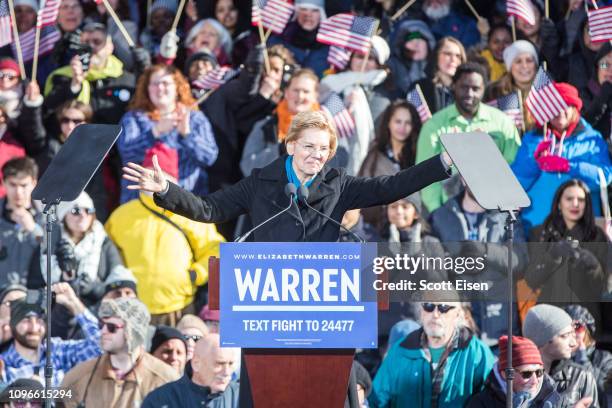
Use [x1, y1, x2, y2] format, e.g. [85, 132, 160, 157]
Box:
[370, 36, 391, 66]
[184, 50, 218, 75]
[104, 265, 138, 296]
[142, 142, 179, 180]
[150, 325, 186, 353]
[388, 319, 420, 346]
[150, 0, 177, 14]
[56, 191, 95, 222]
[563, 305, 596, 335]
[0, 283, 27, 304]
[295, 0, 326, 20]
[10, 299, 44, 330]
[498, 335, 543, 370]
[199, 304, 220, 322]
[502, 40, 538, 71]
[553, 82, 583, 112]
[0, 378, 44, 402]
[14, 0, 38, 12]
[401, 192, 422, 215]
[176, 314, 208, 336]
[522, 304, 573, 347]
[0, 58, 20, 75]
[99, 297, 150, 354]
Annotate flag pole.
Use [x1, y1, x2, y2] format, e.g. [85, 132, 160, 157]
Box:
[257, 21, 270, 73]
[545, 0, 549, 19]
[511, 16, 516, 42]
[101, 0, 135, 47]
[516, 88, 525, 132]
[7, 0, 25, 80]
[31, 0, 45, 81]
[415, 83, 427, 111]
[464, 0, 481, 20]
[390, 0, 417, 21]
[171, 0, 186, 33]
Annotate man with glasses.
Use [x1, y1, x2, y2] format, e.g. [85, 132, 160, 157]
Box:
[523, 304, 599, 406]
[467, 335, 561, 407]
[61, 297, 178, 408]
[1, 282, 101, 387]
[369, 293, 495, 408]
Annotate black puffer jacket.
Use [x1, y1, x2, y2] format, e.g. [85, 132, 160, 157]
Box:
[467, 365, 560, 407]
[550, 358, 600, 407]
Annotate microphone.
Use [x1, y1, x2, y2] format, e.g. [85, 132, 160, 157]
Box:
[235, 184, 297, 242]
[297, 185, 365, 243]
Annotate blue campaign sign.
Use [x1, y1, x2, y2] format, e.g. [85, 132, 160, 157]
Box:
[220, 242, 378, 349]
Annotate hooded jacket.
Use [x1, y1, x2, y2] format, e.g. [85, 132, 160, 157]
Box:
[387, 20, 436, 97]
[511, 118, 612, 233]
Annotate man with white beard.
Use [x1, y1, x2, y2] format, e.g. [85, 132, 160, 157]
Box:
[420, 0, 482, 48]
[370, 291, 495, 408]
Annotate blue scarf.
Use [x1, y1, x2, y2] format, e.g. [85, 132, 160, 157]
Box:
[285, 156, 316, 191]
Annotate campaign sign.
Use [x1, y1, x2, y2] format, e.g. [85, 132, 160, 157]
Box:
[220, 242, 378, 348]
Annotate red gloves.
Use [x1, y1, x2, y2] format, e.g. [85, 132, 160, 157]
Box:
[534, 139, 569, 173]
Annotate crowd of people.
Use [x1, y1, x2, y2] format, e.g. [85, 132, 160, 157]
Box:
[0, 0, 611, 406]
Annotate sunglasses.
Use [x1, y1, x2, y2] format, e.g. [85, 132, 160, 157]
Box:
[518, 369, 544, 380]
[71, 207, 95, 216]
[183, 334, 202, 342]
[99, 321, 124, 333]
[0, 72, 17, 80]
[421, 303, 456, 314]
[60, 117, 85, 125]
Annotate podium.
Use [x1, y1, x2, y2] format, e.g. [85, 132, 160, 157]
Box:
[207, 243, 388, 408]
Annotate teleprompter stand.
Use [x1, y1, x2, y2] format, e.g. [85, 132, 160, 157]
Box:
[31, 124, 121, 407]
[441, 131, 530, 408]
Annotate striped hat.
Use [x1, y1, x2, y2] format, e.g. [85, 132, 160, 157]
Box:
[498, 335, 543, 370]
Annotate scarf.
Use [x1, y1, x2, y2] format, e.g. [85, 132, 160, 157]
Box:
[275, 99, 320, 142]
[40, 220, 107, 286]
[44, 55, 124, 104]
[285, 155, 316, 191]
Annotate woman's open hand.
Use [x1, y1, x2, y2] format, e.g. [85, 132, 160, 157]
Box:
[123, 155, 168, 194]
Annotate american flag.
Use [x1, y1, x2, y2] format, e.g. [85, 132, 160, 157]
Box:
[507, 0, 536, 26]
[192, 66, 238, 91]
[37, 0, 61, 27]
[406, 89, 432, 123]
[317, 14, 377, 54]
[0, 0, 12, 48]
[327, 46, 351, 70]
[525, 67, 568, 126]
[11, 25, 61, 62]
[587, 5, 612, 43]
[486, 91, 524, 129]
[321, 92, 355, 139]
[251, 0, 294, 35]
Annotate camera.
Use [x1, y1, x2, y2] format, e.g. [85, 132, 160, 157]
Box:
[280, 63, 296, 91]
[67, 42, 92, 72]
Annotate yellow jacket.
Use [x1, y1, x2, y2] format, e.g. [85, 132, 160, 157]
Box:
[480, 49, 507, 83]
[105, 194, 225, 314]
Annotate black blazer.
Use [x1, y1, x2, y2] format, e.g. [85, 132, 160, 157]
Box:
[154, 155, 450, 242]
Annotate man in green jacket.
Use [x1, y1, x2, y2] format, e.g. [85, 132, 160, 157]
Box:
[415, 62, 521, 213]
[369, 296, 495, 408]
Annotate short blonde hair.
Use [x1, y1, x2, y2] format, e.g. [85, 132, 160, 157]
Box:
[285, 110, 338, 160]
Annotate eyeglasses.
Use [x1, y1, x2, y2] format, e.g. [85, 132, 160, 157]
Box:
[421, 303, 456, 314]
[518, 369, 544, 380]
[183, 334, 202, 342]
[296, 142, 331, 156]
[99, 321, 124, 333]
[0, 72, 17, 81]
[70, 207, 95, 216]
[60, 117, 85, 125]
[599, 61, 611, 70]
[149, 80, 175, 88]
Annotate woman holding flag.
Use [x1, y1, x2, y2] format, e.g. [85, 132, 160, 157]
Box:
[511, 81, 612, 234]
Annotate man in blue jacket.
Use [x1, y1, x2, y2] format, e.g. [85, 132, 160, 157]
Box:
[142, 333, 240, 408]
[369, 291, 495, 408]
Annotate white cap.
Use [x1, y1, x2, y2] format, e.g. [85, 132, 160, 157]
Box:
[502, 40, 539, 71]
[56, 192, 95, 221]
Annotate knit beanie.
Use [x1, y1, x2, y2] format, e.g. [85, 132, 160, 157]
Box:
[553, 82, 583, 112]
[184, 51, 218, 76]
[295, 0, 326, 20]
[150, 325, 186, 353]
[564, 305, 596, 335]
[370, 36, 391, 66]
[502, 40, 539, 71]
[10, 299, 44, 330]
[103, 265, 138, 296]
[99, 298, 150, 354]
[0, 284, 27, 305]
[522, 304, 573, 347]
[176, 314, 208, 335]
[0, 58, 20, 75]
[56, 191, 95, 222]
[142, 142, 179, 180]
[14, 0, 38, 12]
[498, 335, 543, 370]
[401, 192, 422, 215]
[150, 0, 177, 14]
